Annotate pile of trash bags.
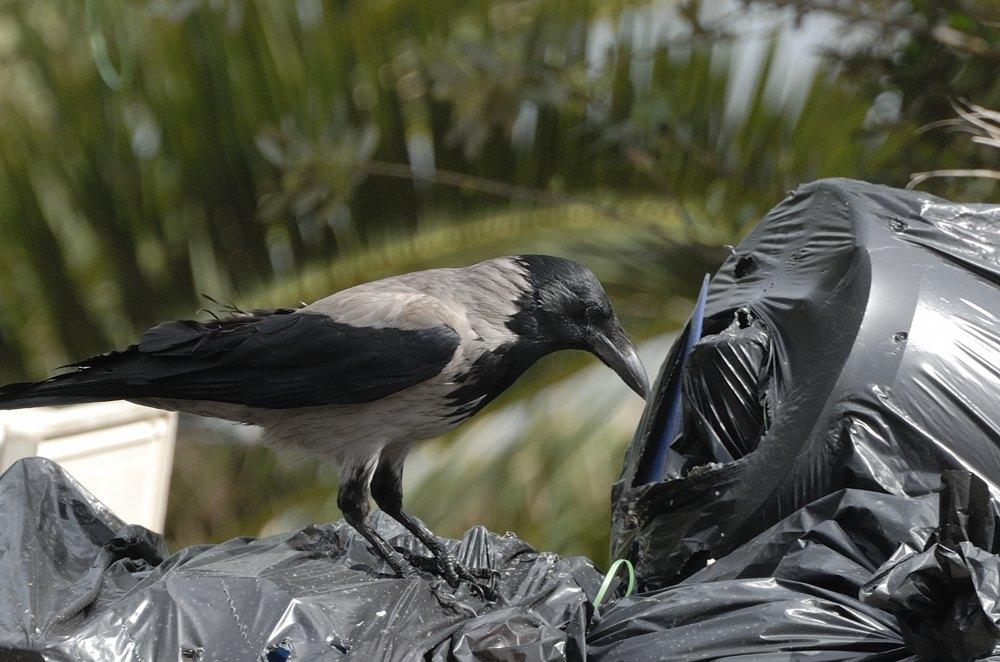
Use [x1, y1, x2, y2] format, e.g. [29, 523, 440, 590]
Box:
[2, 179, 1000, 660]
[0, 457, 601, 661]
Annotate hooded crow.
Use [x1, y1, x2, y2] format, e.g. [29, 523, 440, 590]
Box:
[0, 255, 648, 591]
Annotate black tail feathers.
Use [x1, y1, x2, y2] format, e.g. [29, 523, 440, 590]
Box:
[0, 373, 113, 409]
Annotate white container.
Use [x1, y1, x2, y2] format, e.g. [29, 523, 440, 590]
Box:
[0, 402, 177, 532]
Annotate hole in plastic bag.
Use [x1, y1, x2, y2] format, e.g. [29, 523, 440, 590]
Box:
[326, 634, 349, 653]
[666, 312, 772, 477]
[262, 638, 294, 662]
[736, 307, 754, 329]
[639, 306, 774, 484]
[734, 255, 755, 278]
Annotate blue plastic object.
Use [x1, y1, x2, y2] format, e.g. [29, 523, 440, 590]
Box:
[264, 642, 292, 662]
[642, 273, 710, 483]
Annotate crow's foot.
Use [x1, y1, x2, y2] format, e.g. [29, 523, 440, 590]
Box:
[398, 548, 498, 601]
[364, 545, 413, 580]
[457, 568, 499, 603]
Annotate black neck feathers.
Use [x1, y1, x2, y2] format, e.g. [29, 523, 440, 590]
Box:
[445, 341, 546, 418]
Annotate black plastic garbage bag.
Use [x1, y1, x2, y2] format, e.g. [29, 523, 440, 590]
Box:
[0, 457, 601, 661]
[592, 471, 1000, 661]
[612, 178, 1000, 591]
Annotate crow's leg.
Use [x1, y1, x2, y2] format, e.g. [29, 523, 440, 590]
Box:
[337, 454, 408, 578]
[371, 451, 496, 599]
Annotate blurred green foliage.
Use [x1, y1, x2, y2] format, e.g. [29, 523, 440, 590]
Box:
[0, 0, 996, 564]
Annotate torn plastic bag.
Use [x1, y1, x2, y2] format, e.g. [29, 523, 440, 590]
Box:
[666, 305, 772, 474]
[591, 470, 1000, 660]
[612, 178, 1000, 590]
[0, 457, 601, 661]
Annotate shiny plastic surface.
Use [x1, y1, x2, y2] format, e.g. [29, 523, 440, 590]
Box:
[0, 457, 600, 661]
[614, 178, 1000, 587]
[594, 470, 1000, 661]
[606, 178, 1000, 659]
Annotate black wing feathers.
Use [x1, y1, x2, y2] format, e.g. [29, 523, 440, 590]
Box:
[0, 310, 459, 409]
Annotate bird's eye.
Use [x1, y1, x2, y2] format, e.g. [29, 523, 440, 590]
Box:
[584, 305, 604, 322]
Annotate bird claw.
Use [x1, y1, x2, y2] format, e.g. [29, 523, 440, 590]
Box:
[442, 557, 499, 602]
[396, 548, 498, 601]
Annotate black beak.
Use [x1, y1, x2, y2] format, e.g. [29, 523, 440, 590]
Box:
[591, 325, 649, 399]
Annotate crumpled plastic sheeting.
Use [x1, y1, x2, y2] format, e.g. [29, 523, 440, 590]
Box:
[613, 178, 1000, 591]
[592, 470, 1000, 661]
[0, 457, 601, 661]
[671, 312, 773, 472]
[859, 471, 1000, 661]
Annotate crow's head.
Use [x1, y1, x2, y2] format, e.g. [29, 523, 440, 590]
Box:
[508, 255, 649, 398]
